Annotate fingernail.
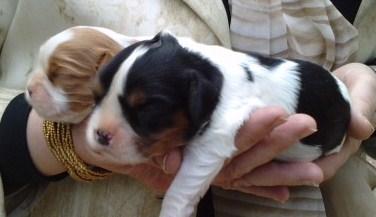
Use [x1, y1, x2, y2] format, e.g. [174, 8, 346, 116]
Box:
[310, 128, 318, 133]
[364, 117, 375, 133]
[304, 182, 320, 187]
[161, 155, 170, 174]
[302, 128, 317, 138]
[358, 114, 375, 139]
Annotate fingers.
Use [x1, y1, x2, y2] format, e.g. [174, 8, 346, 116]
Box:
[315, 137, 361, 180]
[235, 106, 288, 152]
[219, 113, 317, 181]
[333, 63, 376, 139]
[151, 148, 182, 174]
[123, 163, 175, 193]
[311, 63, 376, 181]
[348, 109, 374, 140]
[233, 161, 323, 187]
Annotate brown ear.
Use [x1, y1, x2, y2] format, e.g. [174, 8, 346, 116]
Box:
[96, 51, 113, 71]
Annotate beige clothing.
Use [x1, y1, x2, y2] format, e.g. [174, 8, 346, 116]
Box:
[229, 0, 359, 70]
[0, 0, 376, 217]
[321, 151, 376, 217]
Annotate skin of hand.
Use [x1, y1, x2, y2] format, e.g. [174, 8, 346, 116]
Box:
[26, 63, 376, 202]
[314, 63, 376, 179]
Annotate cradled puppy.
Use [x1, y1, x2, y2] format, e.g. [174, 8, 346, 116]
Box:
[87, 32, 351, 217]
[25, 26, 144, 123]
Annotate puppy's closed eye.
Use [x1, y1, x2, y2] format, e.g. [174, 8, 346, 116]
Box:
[119, 93, 180, 138]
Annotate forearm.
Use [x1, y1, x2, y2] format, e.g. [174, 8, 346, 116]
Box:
[0, 94, 66, 195]
[26, 110, 66, 176]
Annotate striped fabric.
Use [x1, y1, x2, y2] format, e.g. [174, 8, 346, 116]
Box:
[213, 187, 325, 217]
[229, 0, 359, 70]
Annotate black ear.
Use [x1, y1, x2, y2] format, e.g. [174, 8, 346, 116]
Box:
[148, 32, 163, 49]
[185, 69, 223, 136]
[146, 30, 180, 51]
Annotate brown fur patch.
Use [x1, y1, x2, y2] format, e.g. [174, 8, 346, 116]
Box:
[127, 89, 146, 108]
[46, 28, 122, 112]
[137, 112, 190, 157]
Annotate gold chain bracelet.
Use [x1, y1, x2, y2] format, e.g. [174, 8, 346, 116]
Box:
[43, 120, 112, 182]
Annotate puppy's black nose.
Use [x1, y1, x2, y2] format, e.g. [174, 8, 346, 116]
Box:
[95, 130, 112, 146]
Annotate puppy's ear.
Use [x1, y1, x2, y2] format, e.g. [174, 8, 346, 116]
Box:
[186, 69, 222, 135]
[92, 51, 113, 102]
[96, 51, 113, 71]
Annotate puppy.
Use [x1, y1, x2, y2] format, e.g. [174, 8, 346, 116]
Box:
[87, 32, 351, 217]
[25, 26, 143, 123]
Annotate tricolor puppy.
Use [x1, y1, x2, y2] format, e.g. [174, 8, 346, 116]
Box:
[26, 26, 143, 123]
[87, 32, 351, 217]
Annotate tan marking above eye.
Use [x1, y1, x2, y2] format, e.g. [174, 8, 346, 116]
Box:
[127, 90, 146, 108]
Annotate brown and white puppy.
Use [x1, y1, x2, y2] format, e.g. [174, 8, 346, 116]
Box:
[87, 32, 351, 217]
[26, 26, 142, 123]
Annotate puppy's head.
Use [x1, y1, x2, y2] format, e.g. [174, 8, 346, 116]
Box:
[86, 32, 223, 164]
[26, 27, 124, 123]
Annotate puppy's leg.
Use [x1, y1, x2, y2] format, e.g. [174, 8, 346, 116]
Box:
[159, 142, 232, 217]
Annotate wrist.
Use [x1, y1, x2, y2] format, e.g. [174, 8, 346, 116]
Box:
[27, 110, 67, 176]
[71, 122, 98, 167]
[43, 120, 111, 181]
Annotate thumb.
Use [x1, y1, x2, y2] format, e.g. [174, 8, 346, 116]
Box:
[348, 108, 375, 140]
[152, 148, 182, 174]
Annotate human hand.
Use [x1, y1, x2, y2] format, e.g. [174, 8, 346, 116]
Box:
[314, 63, 376, 179]
[212, 107, 322, 202]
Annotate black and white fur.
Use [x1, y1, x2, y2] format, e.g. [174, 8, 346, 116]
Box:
[87, 32, 351, 217]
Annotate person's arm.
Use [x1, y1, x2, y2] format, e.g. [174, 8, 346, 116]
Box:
[3, 62, 375, 201]
[26, 109, 67, 176]
[0, 93, 320, 199]
[23, 103, 321, 199]
[315, 63, 376, 177]
[0, 94, 66, 196]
